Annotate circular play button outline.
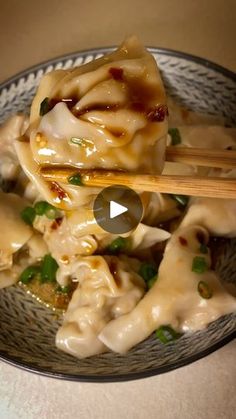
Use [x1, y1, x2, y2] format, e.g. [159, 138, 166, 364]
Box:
[93, 185, 143, 234]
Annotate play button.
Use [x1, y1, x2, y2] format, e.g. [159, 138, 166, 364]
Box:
[110, 201, 128, 219]
[93, 185, 143, 234]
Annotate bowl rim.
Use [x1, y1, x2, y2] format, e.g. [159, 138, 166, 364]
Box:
[0, 46, 235, 91]
[0, 46, 235, 382]
[0, 330, 235, 382]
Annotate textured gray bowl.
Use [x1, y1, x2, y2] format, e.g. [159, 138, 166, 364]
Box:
[0, 48, 236, 382]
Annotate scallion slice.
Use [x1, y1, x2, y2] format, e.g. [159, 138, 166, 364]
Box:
[198, 281, 213, 299]
[138, 263, 157, 282]
[168, 128, 181, 145]
[155, 325, 182, 344]
[39, 97, 50, 116]
[68, 173, 83, 186]
[192, 256, 208, 274]
[20, 206, 36, 226]
[106, 237, 129, 254]
[34, 201, 59, 219]
[41, 254, 59, 283]
[34, 201, 50, 216]
[170, 194, 189, 207]
[19, 265, 41, 284]
[56, 285, 70, 294]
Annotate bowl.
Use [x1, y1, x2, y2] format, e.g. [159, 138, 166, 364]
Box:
[0, 47, 236, 382]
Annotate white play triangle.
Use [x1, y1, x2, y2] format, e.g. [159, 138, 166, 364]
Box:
[110, 200, 128, 219]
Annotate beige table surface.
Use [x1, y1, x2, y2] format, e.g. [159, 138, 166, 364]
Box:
[0, 1, 236, 418]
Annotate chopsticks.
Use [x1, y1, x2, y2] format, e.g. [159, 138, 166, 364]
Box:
[166, 146, 236, 169]
[40, 166, 236, 199]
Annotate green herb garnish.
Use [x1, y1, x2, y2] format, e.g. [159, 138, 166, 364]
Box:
[41, 254, 59, 283]
[20, 206, 36, 226]
[168, 128, 181, 145]
[138, 263, 158, 282]
[198, 281, 213, 299]
[68, 173, 83, 186]
[155, 325, 182, 344]
[106, 237, 129, 254]
[39, 97, 50, 116]
[199, 243, 208, 254]
[192, 256, 208, 274]
[170, 194, 189, 207]
[34, 201, 59, 219]
[19, 265, 41, 284]
[34, 201, 49, 215]
[56, 285, 70, 294]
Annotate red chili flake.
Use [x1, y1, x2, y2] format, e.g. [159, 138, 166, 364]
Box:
[179, 236, 188, 246]
[51, 217, 63, 230]
[147, 105, 168, 122]
[50, 182, 67, 200]
[109, 67, 124, 81]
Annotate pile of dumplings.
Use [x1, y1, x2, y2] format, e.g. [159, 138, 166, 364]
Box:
[0, 36, 236, 359]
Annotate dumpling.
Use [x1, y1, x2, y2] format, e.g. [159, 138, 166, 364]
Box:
[164, 126, 236, 177]
[0, 191, 33, 286]
[99, 225, 236, 354]
[181, 197, 236, 238]
[0, 114, 29, 182]
[167, 97, 225, 127]
[142, 192, 181, 225]
[15, 36, 168, 209]
[56, 255, 146, 358]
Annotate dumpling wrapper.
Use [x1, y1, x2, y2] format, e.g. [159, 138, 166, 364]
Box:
[99, 225, 236, 354]
[0, 191, 33, 271]
[15, 36, 167, 210]
[0, 114, 29, 180]
[181, 197, 236, 238]
[56, 255, 145, 358]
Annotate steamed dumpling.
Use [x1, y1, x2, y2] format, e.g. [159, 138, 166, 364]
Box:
[0, 114, 29, 181]
[181, 197, 236, 238]
[0, 191, 33, 287]
[56, 255, 146, 358]
[15, 36, 168, 210]
[99, 225, 236, 354]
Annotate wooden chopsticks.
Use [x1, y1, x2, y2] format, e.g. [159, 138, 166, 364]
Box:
[166, 146, 236, 169]
[39, 146, 236, 199]
[40, 166, 236, 199]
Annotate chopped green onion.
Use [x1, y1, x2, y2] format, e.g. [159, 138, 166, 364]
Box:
[68, 173, 83, 186]
[155, 325, 182, 344]
[138, 263, 158, 282]
[41, 254, 59, 283]
[39, 97, 50, 116]
[199, 243, 208, 254]
[34, 201, 50, 215]
[147, 275, 157, 289]
[198, 281, 213, 299]
[168, 128, 181, 145]
[106, 237, 129, 254]
[170, 194, 189, 207]
[192, 256, 208, 274]
[21, 206, 36, 226]
[56, 285, 70, 294]
[19, 265, 41, 284]
[34, 201, 59, 219]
